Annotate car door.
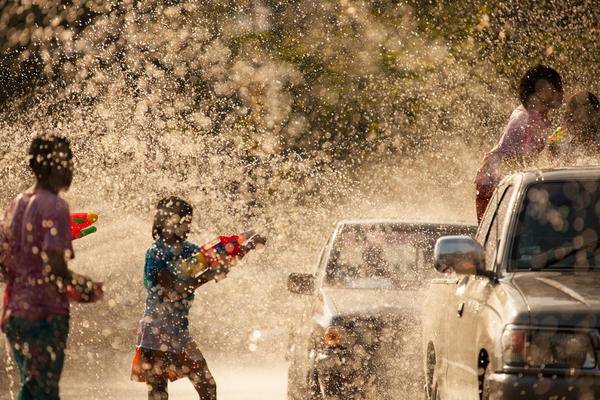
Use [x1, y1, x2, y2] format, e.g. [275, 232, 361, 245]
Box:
[288, 238, 330, 397]
[445, 184, 514, 399]
[423, 269, 459, 396]
[423, 225, 467, 397]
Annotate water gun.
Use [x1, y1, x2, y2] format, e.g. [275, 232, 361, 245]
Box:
[182, 230, 256, 278]
[548, 126, 565, 143]
[67, 213, 102, 302]
[70, 213, 98, 240]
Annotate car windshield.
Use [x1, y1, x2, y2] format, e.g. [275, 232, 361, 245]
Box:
[512, 180, 600, 271]
[324, 224, 435, 289]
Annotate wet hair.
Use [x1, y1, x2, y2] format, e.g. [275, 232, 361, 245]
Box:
[28, 134, 73, 182]
[152, 196, 193, 240]
[518, 64, 563, 108]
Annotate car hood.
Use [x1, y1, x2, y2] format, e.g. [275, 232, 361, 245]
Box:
[321, 288, 422, 318]
[512, 272, 600, 325]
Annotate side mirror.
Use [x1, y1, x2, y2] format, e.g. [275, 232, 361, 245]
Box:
[434, 236, 484, 275]
[287, 273, 315, 295]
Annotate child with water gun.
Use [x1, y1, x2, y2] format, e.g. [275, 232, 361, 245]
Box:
[0, 134, 103, 400]
[131, 196, 265, 400]
[547, 91, 600, 158]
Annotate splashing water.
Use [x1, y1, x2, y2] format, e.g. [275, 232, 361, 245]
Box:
[2, 1, 600, 399]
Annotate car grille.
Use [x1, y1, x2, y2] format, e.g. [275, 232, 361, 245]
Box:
[331, 313, 421, 367]
[331, 313, 423, 398]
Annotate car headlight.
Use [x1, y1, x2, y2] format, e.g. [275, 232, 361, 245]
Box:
[323, 326, 342, 347]
[502, 325, 597, 369]
[323, 326, 356, 348]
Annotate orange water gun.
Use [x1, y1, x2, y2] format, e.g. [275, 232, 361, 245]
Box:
[70, 213, 98, 240]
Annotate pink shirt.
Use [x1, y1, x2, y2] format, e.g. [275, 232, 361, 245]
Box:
[476, 105, 551, 186]
[0, 190, 74, 320]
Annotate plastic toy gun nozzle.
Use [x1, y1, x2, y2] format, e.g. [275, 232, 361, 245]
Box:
[71, 213, 99, 240]
[71, 213, 97, 225]
[74, 226, 97, 239]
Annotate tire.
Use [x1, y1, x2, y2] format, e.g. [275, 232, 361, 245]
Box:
[425, 345, 436, 400]
[480, 368, 491, 400]
[431, 376, 441, 400]
[308, 368, 321, 399]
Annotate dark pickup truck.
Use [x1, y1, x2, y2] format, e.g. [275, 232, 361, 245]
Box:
[423, 167, 600, 400]
[286, 219, 475, 400]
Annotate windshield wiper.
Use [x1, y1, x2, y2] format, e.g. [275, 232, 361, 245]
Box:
[528, 238, 600, 271]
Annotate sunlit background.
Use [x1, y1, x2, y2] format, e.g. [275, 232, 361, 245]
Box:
[1, 1, 599, 398]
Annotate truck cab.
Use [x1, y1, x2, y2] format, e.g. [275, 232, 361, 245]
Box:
[424, 167, 600, 400]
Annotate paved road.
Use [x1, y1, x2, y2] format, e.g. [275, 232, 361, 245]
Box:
[2, 353, 288, 400]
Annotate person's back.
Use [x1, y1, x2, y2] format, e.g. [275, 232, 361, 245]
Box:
[2, 190, 72, 320]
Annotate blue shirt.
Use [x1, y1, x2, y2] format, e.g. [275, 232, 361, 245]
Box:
[136, 240, 201, 353]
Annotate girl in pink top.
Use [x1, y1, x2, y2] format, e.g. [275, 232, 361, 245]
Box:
[475, 65, 563, 222]
[0, 135, 102, 400]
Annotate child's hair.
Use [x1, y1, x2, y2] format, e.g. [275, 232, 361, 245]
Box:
[28, 134, 73, 181]
[518, 64, 563, 108]
[565, 91, 600, 142]
[152, 196, 193, 240]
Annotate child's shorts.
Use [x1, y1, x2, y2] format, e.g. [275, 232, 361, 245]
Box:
[131, 341, 208, 382]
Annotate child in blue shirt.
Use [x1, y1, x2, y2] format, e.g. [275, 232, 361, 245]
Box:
[131, 196, 265, 400]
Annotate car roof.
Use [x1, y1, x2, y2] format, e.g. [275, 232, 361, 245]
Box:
[336, 219, 477, 233]
[515, 166, 600, 185]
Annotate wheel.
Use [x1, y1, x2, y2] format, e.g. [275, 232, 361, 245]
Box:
[431, 376, 441, 400]
[480, 367, 492, 400]
[478, 350, 491, 400]
[308, 368, 321, 399]
[425, 344, 436, 400]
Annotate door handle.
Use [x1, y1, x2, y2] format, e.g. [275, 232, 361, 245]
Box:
[457, 302, 465, 317]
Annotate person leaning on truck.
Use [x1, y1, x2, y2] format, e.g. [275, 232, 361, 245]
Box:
[474, 64, 564, 223]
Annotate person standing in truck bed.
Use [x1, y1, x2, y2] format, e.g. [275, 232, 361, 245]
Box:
[548, 90, 600, 159]
[475, 64, 563, 223]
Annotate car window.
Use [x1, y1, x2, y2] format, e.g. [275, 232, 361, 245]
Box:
[483, 185, 514, 271]
[315, 246, 327, 276]
[476, 188, 501, 244]
[510, 180, 600, 271]
[324, 224, 434, 289]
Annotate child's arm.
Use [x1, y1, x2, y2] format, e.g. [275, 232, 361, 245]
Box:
[44, 249, 101, 300]
[242, 234, 266, 253]
[156, 266, 222, 302]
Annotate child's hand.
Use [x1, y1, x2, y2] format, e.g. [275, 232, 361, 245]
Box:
[211, 263, 231, 283]
[93, 282, 104, 301]
[66, 280, 104, 303]
[251, 234, 267, 247]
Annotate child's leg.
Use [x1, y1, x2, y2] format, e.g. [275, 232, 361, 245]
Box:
[190, 364, 216, 400]
[4, 316, 69, 400]
[146, 375, 168, 400]
[183, 342, 217, 400]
